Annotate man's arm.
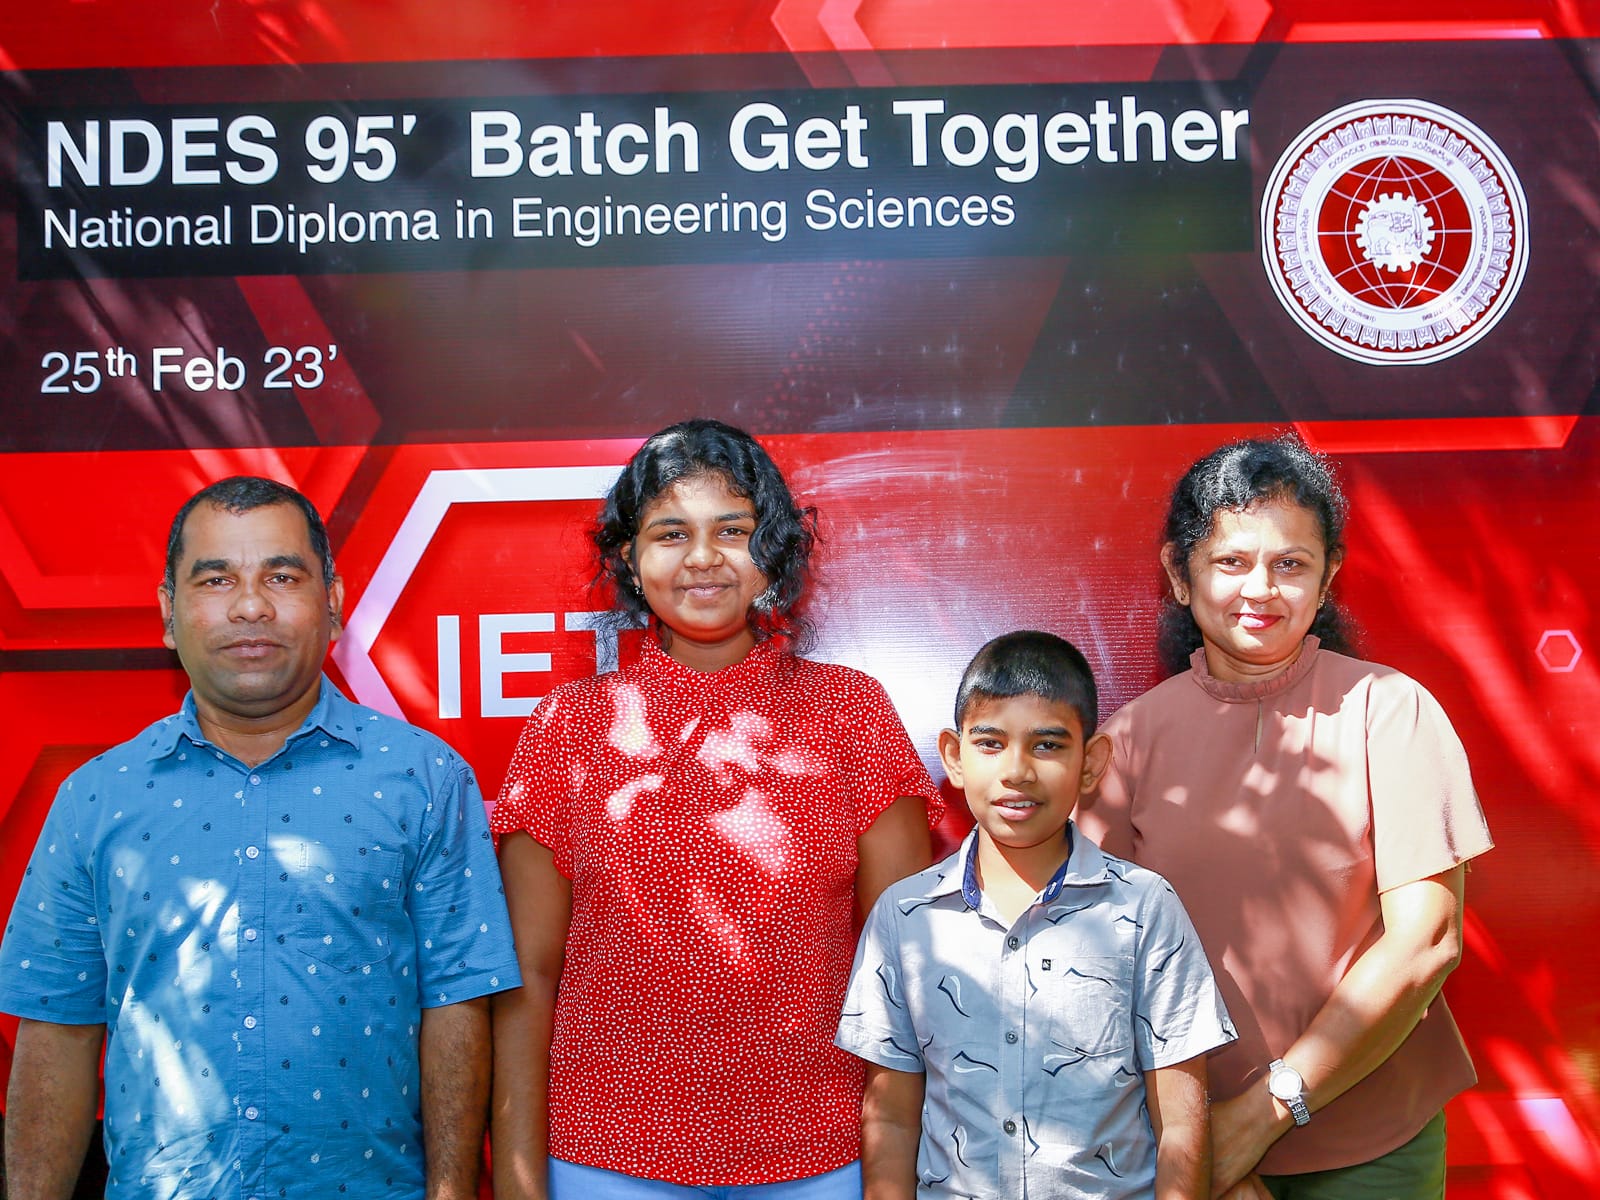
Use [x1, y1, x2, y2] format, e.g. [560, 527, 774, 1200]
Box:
[1146, 1055, 1211, 1200]
[419, 997, 491, 1200]
[490, 832, 572, 1200]
[4, 1018, 104, 1200]
[862, 1062, 924, 1200]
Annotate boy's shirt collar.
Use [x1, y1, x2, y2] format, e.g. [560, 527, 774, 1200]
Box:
[945, 820, 1115, 912]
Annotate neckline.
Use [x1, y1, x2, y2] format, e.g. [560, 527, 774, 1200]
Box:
[639, 631, 786, 685]
[1189, 636, 1321, 704]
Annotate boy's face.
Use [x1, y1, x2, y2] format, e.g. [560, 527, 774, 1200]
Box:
[939, 693, 1112, 856]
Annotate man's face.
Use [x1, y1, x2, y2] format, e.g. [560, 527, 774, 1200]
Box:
[158, 502, 343, 726]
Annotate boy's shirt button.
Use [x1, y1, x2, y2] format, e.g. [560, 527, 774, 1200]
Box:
[1006, 936, 1020, 950]
[1005, 1031, 1018, 1043]
[1003, 1119, 1018, 1135]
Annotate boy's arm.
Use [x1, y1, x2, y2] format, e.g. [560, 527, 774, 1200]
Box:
[862, 1062, 925, 1200]
[1146, 1054, 1211, 1200]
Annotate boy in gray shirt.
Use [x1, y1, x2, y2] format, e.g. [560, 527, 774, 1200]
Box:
[837, 631, 1234, 1199]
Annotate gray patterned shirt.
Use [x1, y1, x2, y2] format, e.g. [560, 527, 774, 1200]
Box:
[837, 824, 1235, 1199]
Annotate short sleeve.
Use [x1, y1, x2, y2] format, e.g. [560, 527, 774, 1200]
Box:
[1132, 875, 1235, 1070]
[410, 752, 523, 1007]
[838, 671, 942, 835]
[834, 889, 925, 1072]
[491, 689, 579, 875]
[0, 780, 108, 1024]
[1366, 673, 1493, 892]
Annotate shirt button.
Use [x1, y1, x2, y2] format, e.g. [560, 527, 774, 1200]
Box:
[243, 1015, 257, 1029]
[249, 775, 261, 785]
[1003, 1119, 1018, 1135]
[1006, 1031, 1019, 1044]
[244, 929, 258, 942]
[245, 1105, 259, 1120]
[245, 846, 260, 859]
[1006, 935, 1020, 950]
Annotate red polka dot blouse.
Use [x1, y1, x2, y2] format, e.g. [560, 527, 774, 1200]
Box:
[492, 636, 940, 1184]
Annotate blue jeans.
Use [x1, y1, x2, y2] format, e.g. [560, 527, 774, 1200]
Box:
[548, 1159, 862, 1200]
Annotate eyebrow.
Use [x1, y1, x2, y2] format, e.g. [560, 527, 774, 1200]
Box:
[185, 553, 309, 579]
[641, 510, 757, 530]
[966, 723, 1074, 739]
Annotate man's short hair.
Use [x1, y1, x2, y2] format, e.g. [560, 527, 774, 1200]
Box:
[953, 630, 1099, 733]
[163, 476, 336, 593]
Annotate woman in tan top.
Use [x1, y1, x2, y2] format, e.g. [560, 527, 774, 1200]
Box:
[1077, 437, 1492, 1200]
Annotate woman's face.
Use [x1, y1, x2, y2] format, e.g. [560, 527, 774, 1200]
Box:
[1165, 497, 1341, 683]
[630, 473, 771, 672]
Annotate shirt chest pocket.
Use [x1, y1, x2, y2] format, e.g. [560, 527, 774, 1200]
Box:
[1035, 953, 1136, 1075]
[281, 839, 405, 972]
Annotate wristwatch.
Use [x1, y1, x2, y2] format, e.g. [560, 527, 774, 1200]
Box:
[1267, 1058, 1310, 1126]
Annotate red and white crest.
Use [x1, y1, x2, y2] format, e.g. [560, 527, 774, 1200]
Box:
[1262, 99, 1528, 365]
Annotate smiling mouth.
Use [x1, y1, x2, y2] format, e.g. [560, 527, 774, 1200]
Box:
[993, 796, 1041, 819]
[1235, 613, 1282, 630]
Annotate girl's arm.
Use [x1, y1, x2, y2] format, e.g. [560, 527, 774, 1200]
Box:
[490, 832, 572, 1200]
[855, 796, 933, 922]
[1209, 865, 1465, 1196]
[862, 1062, 925, 1200]
[1147, 1055, 1211, 1200]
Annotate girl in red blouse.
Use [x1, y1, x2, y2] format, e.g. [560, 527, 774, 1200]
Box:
[490, 419, 940, 1200]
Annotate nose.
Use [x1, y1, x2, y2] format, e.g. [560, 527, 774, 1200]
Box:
[1239, 561, 1276, 602]
[683, 531, 722, 568]
[229, 578, 274, 621]
[1000, 744, 1036, 786]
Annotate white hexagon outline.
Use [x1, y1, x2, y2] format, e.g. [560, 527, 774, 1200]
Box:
[332, 465, 625, 716]
[1535, 629, 1583, 675]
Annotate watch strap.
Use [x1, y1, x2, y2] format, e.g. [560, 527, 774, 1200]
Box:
[1268, 1058, 1311, 1127]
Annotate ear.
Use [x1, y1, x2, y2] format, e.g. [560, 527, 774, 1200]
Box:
[937, 728, 965, 789]
[1160, 542, 1190, 605]
[1080, 732, 1113, 791]
[1321, 548, 1344, 596]
[326, 575, 346, 644]
[157, 585, 177, 651]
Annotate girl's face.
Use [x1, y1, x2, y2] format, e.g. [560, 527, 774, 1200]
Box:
[630, 473, 771, 672]
[1164, 497, 1341, 683]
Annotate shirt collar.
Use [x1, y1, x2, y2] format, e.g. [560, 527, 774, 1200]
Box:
[147, 674, 362, 762]
[638, 632, 789, 686]
[1189, 634, 1322, 704]
[944, 820, 1116, 911]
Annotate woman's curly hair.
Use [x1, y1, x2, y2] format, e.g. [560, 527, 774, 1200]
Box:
[592, 418, 819, 650]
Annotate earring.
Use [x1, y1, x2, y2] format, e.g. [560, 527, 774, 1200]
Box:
[1317, 593, 1328, 610]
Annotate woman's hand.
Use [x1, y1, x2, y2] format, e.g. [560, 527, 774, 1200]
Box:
[1209, 1088, 1288, 1197]
[1211, 866, 1466, 1197]
[1216, 1171, 1274, 1200]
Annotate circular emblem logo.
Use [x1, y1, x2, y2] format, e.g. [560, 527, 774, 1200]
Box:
[1261, 99, 1528, 365]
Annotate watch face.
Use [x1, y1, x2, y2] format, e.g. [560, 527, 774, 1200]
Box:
[1269, 1066, 1303, 1098]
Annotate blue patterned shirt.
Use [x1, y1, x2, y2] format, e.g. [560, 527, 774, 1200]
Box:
[0, 678, 521, 1200]
[837, 824, 1235, 1199]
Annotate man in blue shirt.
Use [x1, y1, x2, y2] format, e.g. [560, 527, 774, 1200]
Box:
[0, 476, 522, 1200]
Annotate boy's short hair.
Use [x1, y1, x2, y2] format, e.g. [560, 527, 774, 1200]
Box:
[953, 630, 1099, 733]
